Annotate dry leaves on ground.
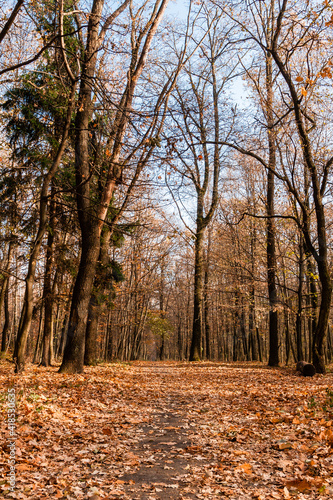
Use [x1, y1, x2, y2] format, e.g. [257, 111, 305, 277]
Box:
[1, 360, 333, 500]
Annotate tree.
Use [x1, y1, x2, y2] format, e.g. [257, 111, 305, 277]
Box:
[165, 10, 237, 360]
[216, 0, 333, 373]
[1, 0, 84, 371]
[59, 0, 173, 373]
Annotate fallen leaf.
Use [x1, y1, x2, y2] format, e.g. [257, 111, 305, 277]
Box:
[235, 462, 252, 474]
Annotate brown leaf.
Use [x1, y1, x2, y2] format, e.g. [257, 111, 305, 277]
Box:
[273, 441, 293, 450]
[102, 427, 112, 435]
[285, 478, 324, 492]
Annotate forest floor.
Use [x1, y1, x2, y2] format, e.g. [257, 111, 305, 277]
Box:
[1, 360, 333, 500]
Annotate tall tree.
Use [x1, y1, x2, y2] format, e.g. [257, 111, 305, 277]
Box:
[60, 0, 171, 373]
[217, 0, 333, 373]
[165, 11, 236, 361]
[265, 10, 279, 367]
[11, 81, 76, 371]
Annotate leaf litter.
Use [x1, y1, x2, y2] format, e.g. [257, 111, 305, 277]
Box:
[1, 360, 333, 499]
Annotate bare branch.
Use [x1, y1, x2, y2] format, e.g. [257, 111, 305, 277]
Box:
[0, 0, 24, 45]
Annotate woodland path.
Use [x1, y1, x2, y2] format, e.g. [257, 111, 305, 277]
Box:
[121, 390, 206, 499]
[1, 361, 333, 500]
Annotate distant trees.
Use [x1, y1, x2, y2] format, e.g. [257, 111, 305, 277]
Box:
[164, 8, 236, 360]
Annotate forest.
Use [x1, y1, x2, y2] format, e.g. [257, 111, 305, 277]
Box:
[0, 0, 333, 375]
[1, 1, 333, 499]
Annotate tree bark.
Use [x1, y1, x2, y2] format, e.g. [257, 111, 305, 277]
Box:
[0, 278, 10, 353]
[265, 48, 279, 367]
[40, 188, 56, 367]
[249, 217, 258, 361]
[190, 225, 204, 361]
[204, 262, 211, 360]
[84, 299, 99, 365]
[60, 228, 101, 373]
[296, 360, 316, 377]
[0, 240, 14, 353]
[84, 227, 111, 366]
[296, 237, 304, 361]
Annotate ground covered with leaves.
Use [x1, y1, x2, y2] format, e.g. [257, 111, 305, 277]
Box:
[1, 361, 333, 500]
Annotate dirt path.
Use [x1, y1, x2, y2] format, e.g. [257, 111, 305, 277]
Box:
[120, 394, 210, 499]
[122, 406, 198, 498]
[1, 361, 333, 500]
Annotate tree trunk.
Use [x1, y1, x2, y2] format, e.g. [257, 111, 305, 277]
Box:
[1, 278, 10, 353]
[59, 0, 105, 373]
[0, 240, 13, 353]
[40, 189, 55, 367]
[190, 226, 204, 361]
[84, 227, 111, 365]
[177, 318, 183, 360]
[327, 328, 331, 363]
[296, 237, 304, 361]
[266, 51, 279, 367]
[204, 231, 211, 360]
[256, 327, 262, 363]
[312, 262, 332, 373]
[249, 286, 258, 361]
[33, 309, 44, 364]
[249, 219, 258, 361]
[296, 360, 316, 377]
[84, 299, 99, 365]
[59, 230, 101, 373]
[204, 264, 211, 360]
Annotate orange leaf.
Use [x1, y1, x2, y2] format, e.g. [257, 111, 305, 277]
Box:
[17, 464, 33, 471]
[235, 462, 252, 474]
[301, 87, 307, 97]
[319, 428, 333, 445]
[286, 479, 311, 492]
[320, 67, 332, 78]
[296, 76, 304, 82]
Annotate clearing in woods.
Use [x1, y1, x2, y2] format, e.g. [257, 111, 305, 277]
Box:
[1, 361, 333, 499]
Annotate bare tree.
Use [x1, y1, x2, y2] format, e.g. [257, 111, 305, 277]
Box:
[216, 0, 333, 372]
[164, 10, 237, 360]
